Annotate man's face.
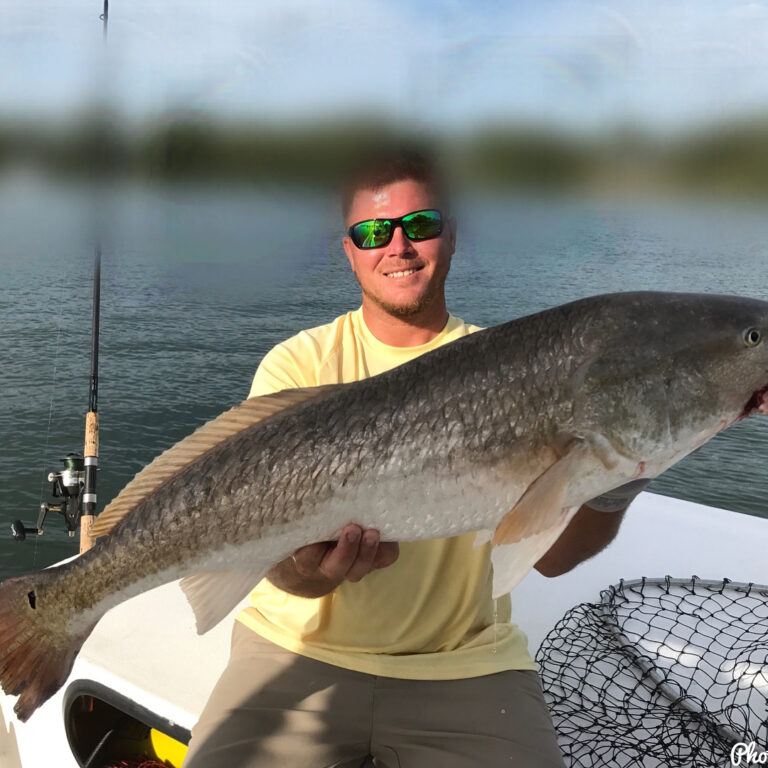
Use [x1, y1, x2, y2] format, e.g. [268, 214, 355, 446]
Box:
[342, 179, 455, 318]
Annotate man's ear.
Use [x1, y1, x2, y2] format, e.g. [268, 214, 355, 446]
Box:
[342, 236, 357, 273]
[447, 216, 457, 252]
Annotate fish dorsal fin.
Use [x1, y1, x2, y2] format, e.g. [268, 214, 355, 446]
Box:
[91, 385, 340, 538]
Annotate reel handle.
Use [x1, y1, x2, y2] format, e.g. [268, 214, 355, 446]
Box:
[10, 520, 40, 541]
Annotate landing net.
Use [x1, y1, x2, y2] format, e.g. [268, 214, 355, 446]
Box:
[536, 576, 768, 767]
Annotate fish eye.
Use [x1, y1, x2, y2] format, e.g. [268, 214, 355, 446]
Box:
[744, 328, 762, 347]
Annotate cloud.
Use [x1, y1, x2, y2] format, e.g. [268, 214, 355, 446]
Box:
[730, 2, 767, 20]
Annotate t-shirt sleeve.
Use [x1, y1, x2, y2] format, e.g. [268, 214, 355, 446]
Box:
[248, 335, 319, 397]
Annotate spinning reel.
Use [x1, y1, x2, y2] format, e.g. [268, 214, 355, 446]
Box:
[11, 453, 86, 541]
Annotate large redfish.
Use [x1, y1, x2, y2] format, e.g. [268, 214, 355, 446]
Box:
[2, 291, 768, 721]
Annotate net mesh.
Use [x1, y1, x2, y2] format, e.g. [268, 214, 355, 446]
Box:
[536, 576, 768, 768]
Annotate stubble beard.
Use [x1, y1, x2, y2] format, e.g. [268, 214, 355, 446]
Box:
[359, 270, 448, 319]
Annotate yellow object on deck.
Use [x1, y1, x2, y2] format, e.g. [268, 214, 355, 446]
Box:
[149, 727, 188, 767]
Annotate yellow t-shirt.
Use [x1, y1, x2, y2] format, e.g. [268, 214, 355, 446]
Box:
[236, 308, 536, 679]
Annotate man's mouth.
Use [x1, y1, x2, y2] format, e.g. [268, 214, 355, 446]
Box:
[384, 266, 424, 279]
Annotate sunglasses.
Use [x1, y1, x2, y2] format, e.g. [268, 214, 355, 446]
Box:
[347, 209, 444, 250]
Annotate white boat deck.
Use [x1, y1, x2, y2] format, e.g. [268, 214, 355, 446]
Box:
[513, 492, 768, 653]
[1, 492, 766, 767]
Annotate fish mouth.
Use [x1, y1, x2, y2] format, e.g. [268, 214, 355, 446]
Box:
[741, 385, 768, 418]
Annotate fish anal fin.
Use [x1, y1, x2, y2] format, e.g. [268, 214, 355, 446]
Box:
[91, 385, 341, 539]
[180, 570, 266, 635]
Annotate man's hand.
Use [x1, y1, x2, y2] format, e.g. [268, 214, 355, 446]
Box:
[266, 524, 400, 598]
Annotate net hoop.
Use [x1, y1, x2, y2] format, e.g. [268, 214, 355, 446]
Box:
[537, 575, 768, 767]
[598, 576, 768, 747]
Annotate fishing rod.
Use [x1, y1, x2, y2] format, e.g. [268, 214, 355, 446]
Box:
[10, 1, 108, 553]
[10, 256, 100, 548]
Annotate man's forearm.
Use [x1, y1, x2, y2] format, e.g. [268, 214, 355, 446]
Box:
[534, 503, 625, 578]
[266, 557, 338, 599]
[534, 479, 648, 577]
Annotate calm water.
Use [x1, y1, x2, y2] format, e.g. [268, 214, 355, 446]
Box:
[1, 172, 767, 579]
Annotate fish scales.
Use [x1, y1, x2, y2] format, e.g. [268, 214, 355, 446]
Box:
[0, 302, 620, 623]
[2, 291, 768, 721]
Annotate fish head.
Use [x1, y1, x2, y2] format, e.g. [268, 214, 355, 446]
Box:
[663, 294, 768, 421]
[571, 293, 768, 471]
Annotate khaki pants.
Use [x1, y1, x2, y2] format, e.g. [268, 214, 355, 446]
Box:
[183, 623, 565, 768]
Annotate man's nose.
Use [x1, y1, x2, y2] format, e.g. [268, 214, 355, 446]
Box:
[387, 224, 417, 256]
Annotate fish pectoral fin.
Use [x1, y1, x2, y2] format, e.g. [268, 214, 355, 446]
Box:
[488, 431, 625, 596]
[492, 437, 590, 546]
[180, 570, 267, 635]
[490, 508, 578, 597]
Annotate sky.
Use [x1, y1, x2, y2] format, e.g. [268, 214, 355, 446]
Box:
[1, 0, 768, 132]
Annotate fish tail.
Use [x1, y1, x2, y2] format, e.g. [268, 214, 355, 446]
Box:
[0, 569, 95, 722]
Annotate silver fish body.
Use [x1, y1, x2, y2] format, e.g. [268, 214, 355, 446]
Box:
[2, 291, 768, 721]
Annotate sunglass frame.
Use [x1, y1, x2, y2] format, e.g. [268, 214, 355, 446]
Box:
[347, 209, 444, 250]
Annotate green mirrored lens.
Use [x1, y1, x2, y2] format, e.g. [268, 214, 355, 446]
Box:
[352, 219, 391, 248]
[402, 210, 442, 241]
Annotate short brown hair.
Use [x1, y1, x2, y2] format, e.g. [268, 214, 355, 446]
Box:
[340, 143, 449, 221]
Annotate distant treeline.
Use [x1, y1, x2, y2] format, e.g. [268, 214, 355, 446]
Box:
[1, 114, 767, 196]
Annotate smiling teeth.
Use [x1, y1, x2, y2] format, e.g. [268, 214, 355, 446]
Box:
[386, 269, 418, 278]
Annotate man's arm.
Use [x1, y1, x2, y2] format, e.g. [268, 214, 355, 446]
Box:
[534, 479, 650, 577]
[533, 503, 625, 577]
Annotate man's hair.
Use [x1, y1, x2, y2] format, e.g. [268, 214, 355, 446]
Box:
[340, 143, 450, 221]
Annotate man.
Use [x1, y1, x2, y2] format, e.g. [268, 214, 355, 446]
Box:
[183, 148, 645, 767]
